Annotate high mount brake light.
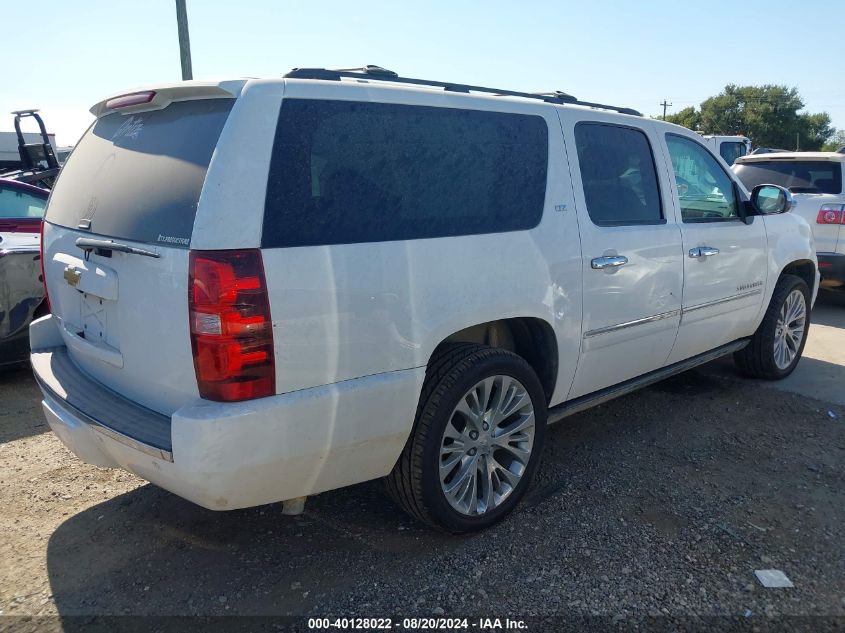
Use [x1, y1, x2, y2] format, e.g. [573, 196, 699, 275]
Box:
[105, 91, 156, 110]
[189, 250, 275, 402]
[816, 204, 845, 225]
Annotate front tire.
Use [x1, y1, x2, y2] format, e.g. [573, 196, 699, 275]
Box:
[386, 344, 546, 533]
[734, 274, 811, 379]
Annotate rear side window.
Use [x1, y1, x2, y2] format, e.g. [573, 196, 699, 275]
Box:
[46, 99, 233, 247]
[733, 160, 842, 194]
[719, 141, 747, 166]
[262, 100, 548, 248]
[0, 187, 46, 218]
[574, 123, 663, 226]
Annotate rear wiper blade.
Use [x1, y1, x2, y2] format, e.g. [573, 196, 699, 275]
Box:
[75, 237, 160, 258]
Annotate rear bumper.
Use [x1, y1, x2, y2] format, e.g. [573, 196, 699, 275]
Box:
[818, 252, 845, 289]
[30, 315, 424, 510]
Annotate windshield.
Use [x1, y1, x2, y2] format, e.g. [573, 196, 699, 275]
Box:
[733, 160, 842, 194]
[45, 98, 233, 246]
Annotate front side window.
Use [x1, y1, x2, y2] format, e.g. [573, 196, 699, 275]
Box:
[719, 141, 747, 166]
[666, 135, 739, 222]
[574, 123, 663, 226]
[0, 187, 46, 218]
[263, 100, 548, 247]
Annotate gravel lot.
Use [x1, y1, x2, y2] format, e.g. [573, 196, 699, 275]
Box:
[1, 301, 844, 630]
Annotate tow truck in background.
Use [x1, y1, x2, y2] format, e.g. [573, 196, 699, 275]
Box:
[0, 110, 62, 189]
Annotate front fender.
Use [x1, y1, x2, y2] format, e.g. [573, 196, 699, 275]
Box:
[762, 212, 818, 315]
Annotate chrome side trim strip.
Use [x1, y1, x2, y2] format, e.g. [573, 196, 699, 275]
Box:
[35, 374, 174, 463]
[682, 289, 763, 315]
[584, 309, 680, 339]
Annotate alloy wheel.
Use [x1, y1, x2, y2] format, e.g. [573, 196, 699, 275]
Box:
[439, 375, 536, 516]
[773, 288, 807, 370]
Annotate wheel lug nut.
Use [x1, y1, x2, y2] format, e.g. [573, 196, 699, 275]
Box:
[468, 448, 477, 456]
[469, 431, 478, 440]
[482, 423, 489, 431]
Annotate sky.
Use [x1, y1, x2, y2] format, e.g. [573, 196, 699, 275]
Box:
[3, 0, 844, 146]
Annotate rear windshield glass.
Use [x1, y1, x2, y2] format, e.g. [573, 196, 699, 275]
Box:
[733, 160, 842, 194]
[0, 186, 46, 218]
[46, 99, 233, 246]
[262, 99, 548, 248]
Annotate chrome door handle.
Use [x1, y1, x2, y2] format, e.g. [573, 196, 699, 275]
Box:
[689, 246, 720, 258]
[591, 255, 628, 270]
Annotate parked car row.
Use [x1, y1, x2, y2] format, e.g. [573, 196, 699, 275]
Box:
[27, 67, 818, 532]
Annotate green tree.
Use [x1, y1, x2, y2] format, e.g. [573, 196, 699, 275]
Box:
[822, 128, 845, 152]
[664, 106, 700, 130]
[662, 84, 834, 150]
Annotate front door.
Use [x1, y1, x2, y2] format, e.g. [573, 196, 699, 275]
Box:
[561, 117, 683, 400]
[660, 133, 767, 364]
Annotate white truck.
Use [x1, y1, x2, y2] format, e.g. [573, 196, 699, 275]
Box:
[700, 134, 752, 166]
[31, 68, 817, 532]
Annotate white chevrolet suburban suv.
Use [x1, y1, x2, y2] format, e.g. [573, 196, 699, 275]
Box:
[31, 67, 818, 532]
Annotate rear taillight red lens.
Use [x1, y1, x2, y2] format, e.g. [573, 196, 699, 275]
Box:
[189, 250, 275, 401]
[816, 204, 845, 224]
[39, 220, 50, 312]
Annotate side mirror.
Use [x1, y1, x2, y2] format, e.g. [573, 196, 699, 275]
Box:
[751, 184, 794, 215]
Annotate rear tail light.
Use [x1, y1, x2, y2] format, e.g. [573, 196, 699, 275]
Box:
[816, 204, 845, 224]
[189, 250, 275, 402]
[39, 220, 50, 312]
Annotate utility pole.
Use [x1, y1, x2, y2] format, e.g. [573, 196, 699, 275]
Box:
[175, 0, 193, 80]
[659, 100, 672, 120]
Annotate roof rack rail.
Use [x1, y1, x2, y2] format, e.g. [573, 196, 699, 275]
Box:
[283, 66, 642, 116]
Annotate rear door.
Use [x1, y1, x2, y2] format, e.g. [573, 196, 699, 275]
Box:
[42, 96, 235, 415]
[661, 132, 767, 364]
[560, 114, 683, 399]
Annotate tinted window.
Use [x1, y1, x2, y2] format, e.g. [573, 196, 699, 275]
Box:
[262, 100, 548, 248]
[46, 99, 233, 247]
[666, 135, 738, 222]
[0, 187, 46, 218]
[574, 123, 662, 225]
[733, 160, 842, 194]
[719, 141, 747, 166]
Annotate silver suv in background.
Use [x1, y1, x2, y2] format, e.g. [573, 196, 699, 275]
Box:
[733, 152, 845, 295]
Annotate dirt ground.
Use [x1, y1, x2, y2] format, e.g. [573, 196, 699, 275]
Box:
[1, 302, 844, 630]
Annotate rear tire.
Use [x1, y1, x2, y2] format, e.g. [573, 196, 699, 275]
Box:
[386, 344, 546, 533]
[733, 274, 810, 380]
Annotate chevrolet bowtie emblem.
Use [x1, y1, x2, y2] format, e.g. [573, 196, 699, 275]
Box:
[63, 267, 82, 287]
